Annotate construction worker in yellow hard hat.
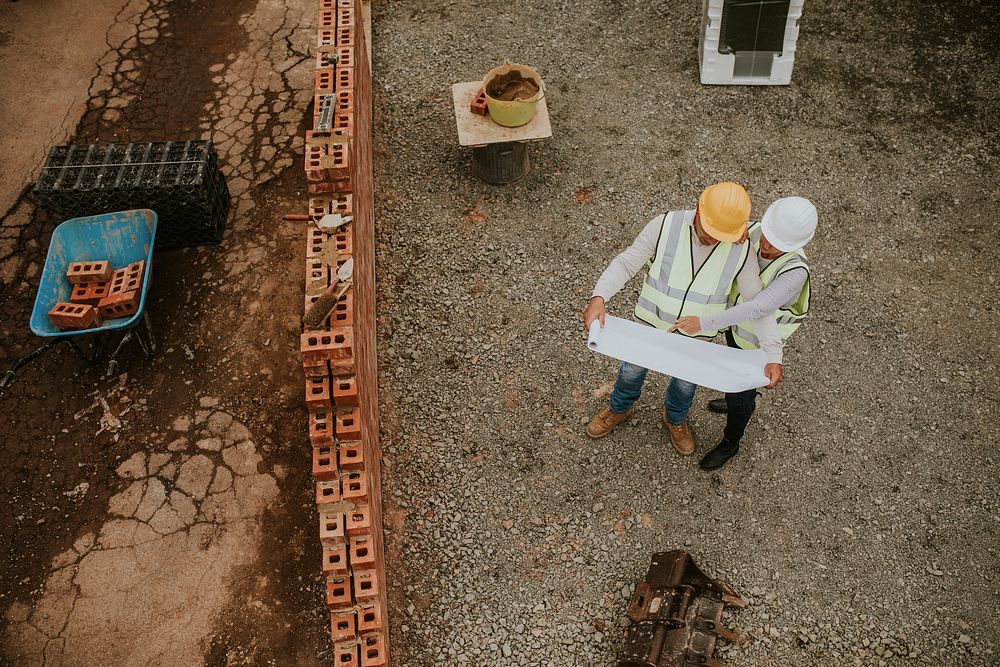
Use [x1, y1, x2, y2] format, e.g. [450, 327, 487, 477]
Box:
[669, 196, 816, 470]
[584, 182, 783, 456]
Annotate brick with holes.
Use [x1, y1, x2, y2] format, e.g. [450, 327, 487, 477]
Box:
[323, 542, 349, 576]
[359, 632, 386, 667]
[326, 575, 353, 610]
[309, 407, 335, 446]
[107, 261, 145, 294]
[48, 302, 103, 330]
[353, 570, 378, 601]
[66, 260, 112, 285]
[470, 86, 488, 116]
[349, 535, 376, 570]
[328, 291, 354, 329]
[312, 444, 339, 481]
[309, 193, 353, 224]
[305, 257, 329, 291]
[305, 138, 350, 182]
[319, 509, 345, 545]
[357, 601, 383, 634]
[336, 67, 354, 91]
[336, 25, 354, 47]
[330, 611, 357, 643]
[316, 479, 342, 507]
[336, 407, 362, 441]
[342, 470, 368, 503]
[318, 28, 336, 48]
[97, 290, 140, 319]
[337, 6, 355, 28]
[332, 375, 358, 407]
[345, 504, 371, 537]
[333, 644, 359, 667]
[305, 375, 332, 410]
[302, 356, 330, 380]
[338, 440, 364, 469]
[316, 67, 335, 94]
[69, 281, 110, 306]
[318, 7, 336, 28]
[301, 328, 353, 365]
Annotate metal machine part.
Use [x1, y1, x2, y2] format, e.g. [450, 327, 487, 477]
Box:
[617, 551, 749, 667]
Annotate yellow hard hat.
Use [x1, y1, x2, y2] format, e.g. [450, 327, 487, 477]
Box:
[698, 182, 751, 243]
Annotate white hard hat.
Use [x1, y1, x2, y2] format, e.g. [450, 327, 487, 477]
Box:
[760, 196, 817, 252]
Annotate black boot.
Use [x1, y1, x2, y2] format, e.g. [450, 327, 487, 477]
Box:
[699, 439, 739, 470]
[707, 398, 728, 414]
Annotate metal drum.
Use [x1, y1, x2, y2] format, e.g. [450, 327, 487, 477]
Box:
[471, 141, 528, 185]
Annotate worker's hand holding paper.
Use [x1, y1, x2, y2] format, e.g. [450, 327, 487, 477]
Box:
[586, 316, 768, 393]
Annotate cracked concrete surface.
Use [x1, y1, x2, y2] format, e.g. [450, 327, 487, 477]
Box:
[3, 407, 279, 666]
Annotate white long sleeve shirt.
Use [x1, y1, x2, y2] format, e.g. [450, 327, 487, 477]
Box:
[592, 211, 784, 364]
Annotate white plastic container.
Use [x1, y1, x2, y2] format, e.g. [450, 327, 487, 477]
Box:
[699, 0, 805, 86]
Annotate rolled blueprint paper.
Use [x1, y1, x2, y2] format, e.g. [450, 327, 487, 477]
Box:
[586, 316, 769, 393]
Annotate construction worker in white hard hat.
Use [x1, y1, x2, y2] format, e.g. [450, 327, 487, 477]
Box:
[669, 196, 816, 470]
[584, 182, 784, 455]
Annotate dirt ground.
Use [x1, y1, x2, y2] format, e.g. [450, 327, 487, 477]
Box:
[1, 1, 998, 667]
[0, 0, 333, 664]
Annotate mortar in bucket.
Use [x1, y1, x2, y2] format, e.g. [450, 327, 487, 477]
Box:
[482, 64, 543, 128]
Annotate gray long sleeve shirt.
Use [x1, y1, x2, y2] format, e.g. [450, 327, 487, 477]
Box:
[592, 211, 783, 364]
[701, 260, 808, 332]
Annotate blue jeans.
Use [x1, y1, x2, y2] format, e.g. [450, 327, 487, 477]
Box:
[608, 361, 697, 425]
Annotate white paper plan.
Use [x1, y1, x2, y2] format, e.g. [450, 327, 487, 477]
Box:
[587, 316, 769, 393]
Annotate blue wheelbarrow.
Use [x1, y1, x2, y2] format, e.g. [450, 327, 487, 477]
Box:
[1, 209, 158, 388]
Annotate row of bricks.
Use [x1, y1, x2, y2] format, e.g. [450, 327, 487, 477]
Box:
[313, 443, 365, 481]
[331, 631, 386, 667]
[309, 404, 361, 445]
[317, 6, 356, 29]
[316, 66, 354, 94]
[306, 374, 359, 408]
[326, 561, 379, 608]
[305, 291, 354, 331]
[318, 0, 354, 10]
[316, 47, 354, 70]
[316, 7, 356, 47]
[331, 602, 383, 642]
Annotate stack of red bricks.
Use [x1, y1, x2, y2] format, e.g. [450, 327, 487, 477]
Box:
[299, 2, 388, 665]
[48, 260, 145, 329]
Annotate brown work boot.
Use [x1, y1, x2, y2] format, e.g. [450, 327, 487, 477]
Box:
[586, 406, 634, 438]
[663, 408, 695, 455]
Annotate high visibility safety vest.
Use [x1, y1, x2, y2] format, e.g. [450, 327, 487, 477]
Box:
[729, 222, 811, 350]
[634, 210, 750, 339]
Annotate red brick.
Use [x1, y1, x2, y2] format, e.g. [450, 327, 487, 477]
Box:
[302, 356, 330, 379]
[353, 570, 378, 601]
[336, 25, 355, 47]
[336, 407, 362, 441]
[332, 375, 358, 407]
[332, 227, 353, 256]
[333, 644, 359, 667]
[345, 504, 370, 537]
[318, 28, 337, 48]
[48, 302, 103, 330]
[305, 257, 329, 291]
[319, 7, 336, 28]
[107, 261, 145, 294]
[336, 67, 354, 92]
[323, 542, 349, 576]
[319, 0, 336, 9]
[330, 348, 356, 376]
[307, 179, 353, 196]
[337, 0, 354, 7]
[360, 632, 386, 667]
[329, 291, 354, 328]
[301, 328, 353, 365]
[309, 407, 335, 446]
[97, 290, 139, 319]
[335, 89, 353, 113]
[337, 7, 356, 28]
[338, 440, 363, 469]
[349, 534, 376, 570]
[357, 601, 383, 633]
[69, 281, 110, 306]
[316, 67, 335, 94]
[316, 479, 342, 506]
[305, 227, 326, 258]
[319, 510, 346, 545]
[342, 470, 368, 503]
[333, 111, 354, 135]
[312, 445, 339, 481]
[470, 86, 488, 116]
[305, 375, 332, 410]
[67, 260, 112, 285]
[330, 611, 357, 643]
[326, 575, 353, 609]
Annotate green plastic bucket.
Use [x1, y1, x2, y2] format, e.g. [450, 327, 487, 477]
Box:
[483, 64, 543, 128]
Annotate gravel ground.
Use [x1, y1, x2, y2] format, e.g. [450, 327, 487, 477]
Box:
[371, 1, 998, 666]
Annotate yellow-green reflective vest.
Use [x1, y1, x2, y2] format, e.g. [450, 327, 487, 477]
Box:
[729, 222, 811, 350]
[634, 210, 750, 339]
